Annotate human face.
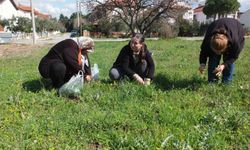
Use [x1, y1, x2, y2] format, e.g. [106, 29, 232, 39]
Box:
[130, 38, 143, 53]
[82, 43, 95, 53]
[87, 44, 95, 52]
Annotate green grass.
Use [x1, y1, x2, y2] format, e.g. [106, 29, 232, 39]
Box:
[0, 38, 249, 149]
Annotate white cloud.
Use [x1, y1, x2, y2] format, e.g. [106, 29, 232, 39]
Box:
[238, 0, 250, 12]
[44, 3, 60, 14]
[17, 0, 76, 18]
[40, 3, 73, 18]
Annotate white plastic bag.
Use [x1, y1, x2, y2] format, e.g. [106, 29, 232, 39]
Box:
[91, 63, 99, 80]
[58, 70, 84, 97]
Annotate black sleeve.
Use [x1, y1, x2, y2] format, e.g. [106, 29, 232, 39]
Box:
[224, 22, 245, 67]
[121, 52, 135, 77]
[199, 22, 215, 65]
[62, 47, 82, 73]
[145, 52, 155, 79]
[199, 46, 209, 65]
[84, 54, 92, 76]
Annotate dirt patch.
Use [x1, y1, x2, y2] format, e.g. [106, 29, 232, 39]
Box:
[0, 44, 45, 58]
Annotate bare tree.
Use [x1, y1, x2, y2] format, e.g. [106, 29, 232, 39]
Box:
[81, 0, 190, 35]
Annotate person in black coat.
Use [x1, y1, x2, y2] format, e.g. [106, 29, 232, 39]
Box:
[199, 18, 245, 83]
[109, 33, 155, 85]
[38, 37, 94, 89]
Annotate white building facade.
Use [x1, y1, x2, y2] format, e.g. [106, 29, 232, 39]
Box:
[193, 5, 239, 24]
[0, 0, 49, 20]
[240, 9, 250, 29]
[0, 0, 19, 19]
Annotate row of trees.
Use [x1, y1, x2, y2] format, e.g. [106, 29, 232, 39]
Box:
[58, 12, 129, 37]
[56, 0, 193, 37]
[82, 0, 190, 35]
[0, 17, 65, 34]
[67, 0, 239, 37]
[0, 0, 241, 38]
[203, 0, 240, 19]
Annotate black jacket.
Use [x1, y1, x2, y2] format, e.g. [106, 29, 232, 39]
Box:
[200, 18, 245, 68]
[39, 39, 91, 78]
[112, 43, 155, 79]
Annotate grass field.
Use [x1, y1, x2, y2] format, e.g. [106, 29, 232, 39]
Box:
[0, 38, 249, 149]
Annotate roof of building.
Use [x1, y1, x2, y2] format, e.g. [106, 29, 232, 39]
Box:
[10, 0, 18, 10]
[0, 0, 18, 9]
[0, 25, 4, 31]
[17, 4, 51, 19]
[35, 11, 51, 19]
[0, 0, 51, 19]
[193, 5, 203, 13]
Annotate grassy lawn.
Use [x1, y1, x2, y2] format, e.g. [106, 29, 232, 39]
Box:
[0, 38, 249, 149]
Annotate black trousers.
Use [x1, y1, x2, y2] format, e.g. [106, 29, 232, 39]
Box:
[109, 61, 148, 80]
[39, 61, 73, 88]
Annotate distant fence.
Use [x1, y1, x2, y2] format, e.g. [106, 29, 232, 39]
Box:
[0, 32, 12, 43]
[0, 31, 61, 44]
[88, 31, 159, 38]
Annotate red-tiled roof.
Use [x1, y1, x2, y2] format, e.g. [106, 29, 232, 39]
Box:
[0, 0, 51, 19]
[17, 4, 32, 12]
[35, 11, 51, 19]
[0, 25, 4, 31]
[17, 4, 51, 19]
[193, 6, 203, 13]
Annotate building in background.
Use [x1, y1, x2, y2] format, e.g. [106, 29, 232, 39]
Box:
[193, 5, 209, 24]
[0, 0, 51, 42]
[0, 0, 19, 19]
[17, 4, 51, 19]
[240, 9, 250, 30]
[0, 0, 50, 20]
[193, 3, 239, 24]
[177, 1, 193, 22]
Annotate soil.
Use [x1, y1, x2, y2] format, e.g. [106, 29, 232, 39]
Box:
[0, 43, 44, 58]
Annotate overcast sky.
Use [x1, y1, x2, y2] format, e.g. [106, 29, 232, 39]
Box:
[17, 0, 250, 19]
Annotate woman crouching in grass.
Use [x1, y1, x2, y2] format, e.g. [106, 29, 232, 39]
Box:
[38, 37, 94, 89]
[109, 33, 155, 85]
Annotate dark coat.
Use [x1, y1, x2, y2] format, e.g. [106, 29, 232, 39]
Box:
[112, 43, 155, 79]
[39, 39, 91, 79]
[200, 18, 245, 68]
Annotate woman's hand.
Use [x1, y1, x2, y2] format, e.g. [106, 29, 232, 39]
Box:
[213, 64, 225, 76]
[133, 74, 144, 85]
[199, 63, 206, 74]
[85, 75, 92, 81]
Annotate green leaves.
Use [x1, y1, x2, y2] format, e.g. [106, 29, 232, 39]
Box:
[0, 38, 249, 149]
[203, 0, 240, 18]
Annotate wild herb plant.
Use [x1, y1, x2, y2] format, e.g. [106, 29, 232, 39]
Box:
[0, 38, 249, 149]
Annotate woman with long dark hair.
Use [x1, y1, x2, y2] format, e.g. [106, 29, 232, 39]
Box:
[109, 33, 155, 85]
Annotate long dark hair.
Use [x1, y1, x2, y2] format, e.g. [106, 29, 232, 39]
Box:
[131, 33, 147, 62]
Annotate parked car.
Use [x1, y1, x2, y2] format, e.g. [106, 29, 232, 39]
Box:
[70, 30, 80, 37]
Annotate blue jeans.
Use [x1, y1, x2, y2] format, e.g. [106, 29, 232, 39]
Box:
[208, 55, 235, 83]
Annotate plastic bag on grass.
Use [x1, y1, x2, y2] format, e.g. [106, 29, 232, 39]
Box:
[59, 70, 84, 97]
[91, 63, 99, 80]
